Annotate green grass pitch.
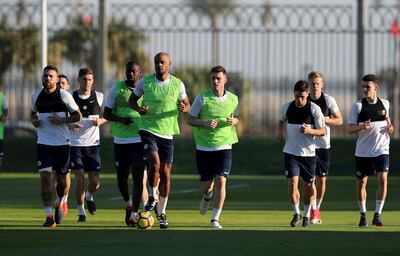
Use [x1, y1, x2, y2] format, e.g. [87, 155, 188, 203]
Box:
[0, 173, 399, 255]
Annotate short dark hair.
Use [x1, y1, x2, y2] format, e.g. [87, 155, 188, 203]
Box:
[78, 67, 94, 78]
[125, 60, 140, 70]
[362, 74, 379, 84]
[43, 65, 58, 74]
[210, 65, 227, 75]
[293, 80, 309, 92]
[58, 74, 69, 82]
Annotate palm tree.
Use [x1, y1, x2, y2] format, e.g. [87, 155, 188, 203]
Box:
[187, 0, 235, 65]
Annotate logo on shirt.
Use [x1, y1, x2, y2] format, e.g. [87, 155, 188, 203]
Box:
[83, 105, 88, 110]
[38, 161, 42, 167]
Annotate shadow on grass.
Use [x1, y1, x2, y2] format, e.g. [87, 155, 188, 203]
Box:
[0, 230, 399, 256]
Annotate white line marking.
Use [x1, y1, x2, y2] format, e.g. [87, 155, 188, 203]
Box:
[108, 183, 249, 200]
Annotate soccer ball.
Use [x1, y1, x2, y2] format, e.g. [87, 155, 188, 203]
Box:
[133, 210, 155, 230]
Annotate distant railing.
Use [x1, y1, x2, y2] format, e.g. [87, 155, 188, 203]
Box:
[1, 2, 399, 137]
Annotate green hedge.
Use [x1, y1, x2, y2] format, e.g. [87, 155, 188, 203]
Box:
[4, 136, 399, 176]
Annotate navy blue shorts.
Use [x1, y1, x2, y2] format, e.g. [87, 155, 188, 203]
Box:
[284, 153, 316, 183]
[70, 146, 101, 172]
[139, 130, 174, 163]
[114, 142, 144, 171]
[37, 144, 70, 174]
[355, 154, 389, 178]
[196, 149, 232, 182]
[0, 139, 3, 157]
[315, 148, 330, 177]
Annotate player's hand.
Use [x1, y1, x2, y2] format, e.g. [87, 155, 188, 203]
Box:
[48, 112, 65, 125]
[92, 117, 100, 126]
[178, 100, 186, 112]
[386, 123, 394, 134]
[300, 123, 310, 134]
[31, 117, 41, 128]
[227, 114, 238, 125]
[138, 105, 149, 115]
[121, 117, 133, 125]
[363, 119, 371, 130]
[69, 123, 83, 131]
[207, 119, 218, 129]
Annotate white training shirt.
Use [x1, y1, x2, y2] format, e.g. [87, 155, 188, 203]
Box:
[133, 74, 188, 140]
[70, 91, 104, 147]
[31, 88, 79, 146]
[313, 93, 340, 149]
[189, 90, 239, 151]
[280, 101, 325, 157]
[348, 99, 390, 157]
[105, 83, 141, 144]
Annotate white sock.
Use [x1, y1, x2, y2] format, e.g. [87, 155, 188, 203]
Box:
[150, 187, 158, 199]
[130, 211, 138, 219]
[375, 200, 385, 214]
[211, 208, 222, 221]
[77, 204, 85, 215]
[358, 200, 367, 213]
[45, 206, 52, 216]
[85, 191, 93, 201]
[158, 196, 168, 215]
[316, 198, 323, 209]
[311, 202, 317, 210]
[304, 204, 311, 218]
[62, 194, 68, 203]
[292, 203, 300, 214]
[126, 199, 133, 208]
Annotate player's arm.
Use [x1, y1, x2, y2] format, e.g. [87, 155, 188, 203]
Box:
[128, 92, 148, 115]
[1, 109, 8, 123]
[103, 107, 133, 126]
[301, 123, 325, 136]
[386, 116, 394, 134]
[302, 104, 325, 136]
[347, 102, 370, 134]
[278, 120, 285, 141]
[31, 111, 40, 127]
[92, 93, 107, 127]
[187, 114, 218, 129]
[326, 110, 343, 126]
[178, 96, 190, 113]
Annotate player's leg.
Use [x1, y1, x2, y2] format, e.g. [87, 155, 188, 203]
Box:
[129, 160, 145, 224]
[37, 144, 56, 227]
[373, 154, 389, 226]
[71, 146, 86, 221]
[284, 153, 301, 227]
[114, 143, 133, 225]
[84, 146, 101, 216]
[141, 168, 149, 209]
[311, 148, 329, 224]
[140, 131, 161, 211]
[53, 145, 70, 225]
[355, 156, 370, 227]
[299, 155, 316, 227]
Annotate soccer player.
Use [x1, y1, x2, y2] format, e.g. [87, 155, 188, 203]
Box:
[348, 74, 393, 227]
[50, 74, 72, 220]
[31, 65, 81, 227]
[187, 65, 239, 229]
[0, 82, 8, 173]
[103, 61, 146, 226]
[129, 52, 190, 229]
[69, 68, 107, 222]
[307, 71, 343, 224]
[278, 80, 325, 227]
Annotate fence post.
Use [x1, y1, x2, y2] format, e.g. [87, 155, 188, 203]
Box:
[97, 0, 108, 93]
[356, 0, 364, 100]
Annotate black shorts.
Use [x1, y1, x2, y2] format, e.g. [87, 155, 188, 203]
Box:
[284, 153, 316, 183]
[37, 144, 70, 174]
[114, 142, 144, 171]
[70, 146, 101, 172]
[139, 130, 174, 163]
[355, 154, 389, 178]
[315, 148, 330, 177]
[196, 149, 232, 182]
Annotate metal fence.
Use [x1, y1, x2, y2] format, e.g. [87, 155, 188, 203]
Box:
[1, 1, 399, 137]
